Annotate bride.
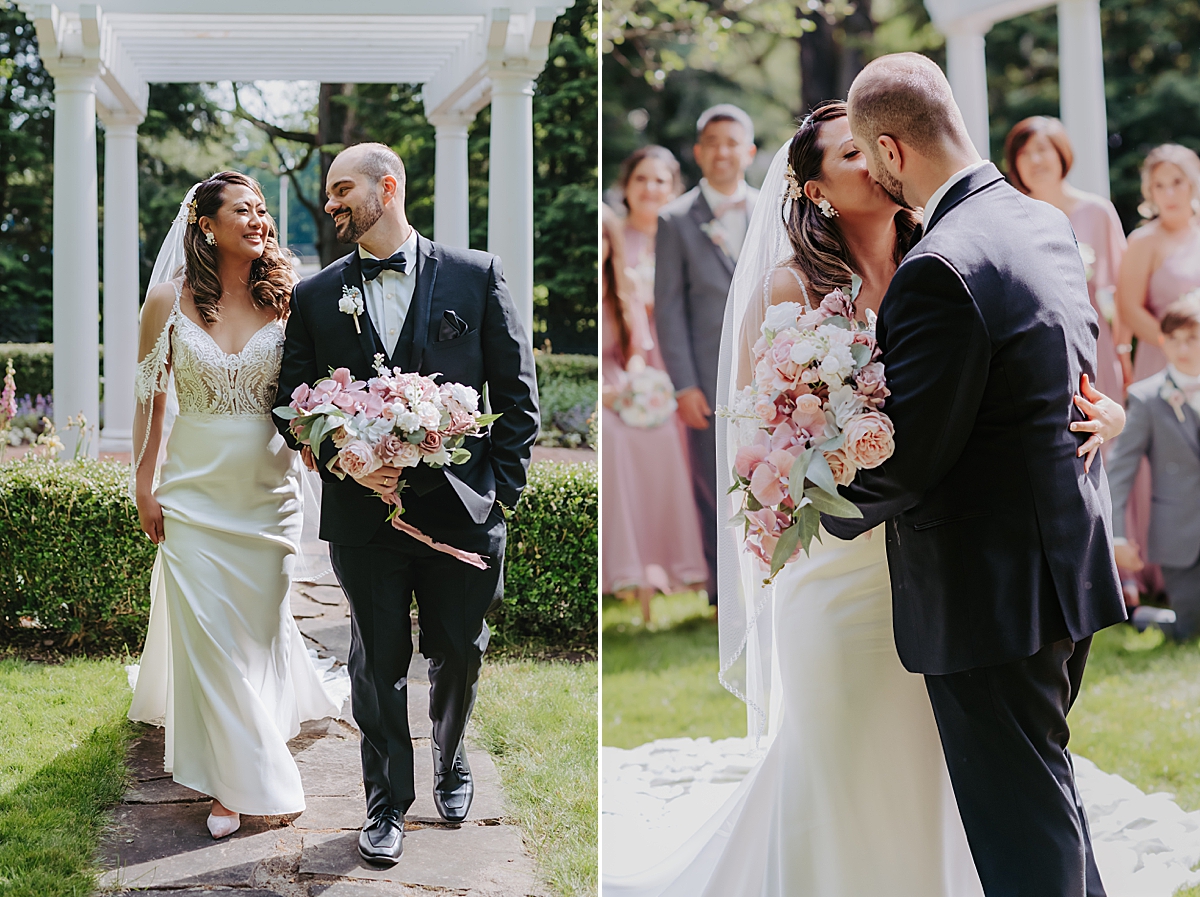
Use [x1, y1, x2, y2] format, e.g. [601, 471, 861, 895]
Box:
[603, 101, 1124, 896]
[128, 171, 340, 839]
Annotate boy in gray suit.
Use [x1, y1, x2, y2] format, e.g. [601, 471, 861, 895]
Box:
[655, 104, 758, 604]
[1109, 295, 1200, 639]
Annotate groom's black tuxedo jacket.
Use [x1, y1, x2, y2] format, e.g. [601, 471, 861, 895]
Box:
[823, 163, 1126, 675]
[274, 234, 540, 547]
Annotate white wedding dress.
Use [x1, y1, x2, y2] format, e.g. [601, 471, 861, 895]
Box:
[128, 283, 340, 815]
[603, 524, 984, 897]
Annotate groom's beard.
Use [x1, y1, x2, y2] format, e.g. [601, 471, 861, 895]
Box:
[869, 153, 913, 210]
[337, 192, 385, 244]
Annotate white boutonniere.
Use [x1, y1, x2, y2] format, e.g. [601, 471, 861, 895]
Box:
[1160, 375, 1188, 422]
[700, 219, 735, 260]
[340, 285, 364, 334]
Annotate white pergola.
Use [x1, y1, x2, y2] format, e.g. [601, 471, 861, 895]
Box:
[925, 0, 1111, 199]
[17, 0, 573, 455]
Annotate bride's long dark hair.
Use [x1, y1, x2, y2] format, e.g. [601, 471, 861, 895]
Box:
[784, 100, 921, 302]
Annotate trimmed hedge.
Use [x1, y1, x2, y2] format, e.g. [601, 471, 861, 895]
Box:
[0, 459, 155, 649]
[535, 354, 597, 448]
[495, 461, 598, 652]
[0, 457, 597, 654]
[0, 344, 53, 400]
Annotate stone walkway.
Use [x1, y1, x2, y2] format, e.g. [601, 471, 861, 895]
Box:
[96, 580, 546, 897]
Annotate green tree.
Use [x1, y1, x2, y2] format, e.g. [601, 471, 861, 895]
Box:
[0, 0, 53, 342]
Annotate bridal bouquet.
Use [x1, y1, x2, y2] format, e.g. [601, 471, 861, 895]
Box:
[612, 355, 677, 429]
[274, 355, 501, 567]
[721, 285, 896, 582]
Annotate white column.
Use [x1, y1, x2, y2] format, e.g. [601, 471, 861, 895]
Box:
[279, 173, 289, 250]
[430, 110, 474, 250]
[945, 23, 992, 159]
[487, 67, 540, 341]
[53, 69, 101, 458]
[1058, 0, 1111, 198]
[99, 112, 141, 454]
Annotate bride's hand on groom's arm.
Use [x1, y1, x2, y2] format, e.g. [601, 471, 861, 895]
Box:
[1070, 374, 1126, 473]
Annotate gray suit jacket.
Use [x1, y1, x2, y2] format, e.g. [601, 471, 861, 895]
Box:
[654, 185, 759, 405]
[1108, 369, 1200, 568]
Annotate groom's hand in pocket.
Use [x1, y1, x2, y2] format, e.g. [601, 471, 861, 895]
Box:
[353, 465, 402, 495]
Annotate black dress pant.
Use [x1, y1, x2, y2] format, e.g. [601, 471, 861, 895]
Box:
[330, 505, 505, 817]
[924, 636, 1105, 897]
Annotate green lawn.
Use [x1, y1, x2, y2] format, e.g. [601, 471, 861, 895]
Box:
[472, 658, 597, 897]
[603, 596, 1200, 894]
[601, 592, 742, 748]
[0, 657, 133, 897]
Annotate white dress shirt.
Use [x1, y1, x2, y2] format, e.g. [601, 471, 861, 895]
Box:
[360, 229, 419, 358]
[922, 160, 990, 227]
[699, 178, 750, 261]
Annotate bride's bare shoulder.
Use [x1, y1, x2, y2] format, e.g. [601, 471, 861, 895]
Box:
[767, 265, 811, 307]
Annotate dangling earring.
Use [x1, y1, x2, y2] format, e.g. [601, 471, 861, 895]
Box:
[818, 198, 838, 219]
[206, 232, 217, 246]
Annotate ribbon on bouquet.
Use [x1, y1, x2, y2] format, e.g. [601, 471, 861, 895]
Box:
[380, 492, 490, 570]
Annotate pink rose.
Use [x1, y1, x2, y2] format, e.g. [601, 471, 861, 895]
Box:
[842, 411, 895, 469]
[393, 441, 422, 468]
[418, 429, 444, 455]
[754, 391, 786, 426]
[790, 392, 825, 433]
[820, 288, 854, 320]
[337, 441, 381, 479]
[376, 433, 406, 464]
[749, 448, 796, 508]
[446, 408, 476, 436]
[745, 508, 800, 570]
[852, 329, 879, 360]
[824, 448, 858, 487]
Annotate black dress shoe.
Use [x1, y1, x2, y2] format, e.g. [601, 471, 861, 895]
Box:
[432, 741, 474, 823]
[359, 806, 404, 866]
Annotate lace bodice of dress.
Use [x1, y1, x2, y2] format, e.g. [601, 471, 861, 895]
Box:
[137, 284, 285, 417]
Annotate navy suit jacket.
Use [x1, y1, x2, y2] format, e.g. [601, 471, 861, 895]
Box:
[274, 234, 540, 547]
[823, 164, 1126, 675]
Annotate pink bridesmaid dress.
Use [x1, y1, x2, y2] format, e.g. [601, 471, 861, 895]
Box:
[1124, 227, 1200, 595]
[602, 227, 709, 595]
[1068, 195, 1127, 399]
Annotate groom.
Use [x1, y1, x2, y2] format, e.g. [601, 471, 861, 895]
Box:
[823, 54, 1126, 895]
[275, 143, 539, 865]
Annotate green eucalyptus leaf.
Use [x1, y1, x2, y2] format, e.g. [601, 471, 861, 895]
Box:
[806, 449, 837, 495]
[770, 523, 801, 578]
[804, 485, 863, 518]
[788, 447, 815, 506]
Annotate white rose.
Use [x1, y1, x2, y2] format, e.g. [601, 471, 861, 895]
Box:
[416, 402, 442, 429]
[394, 441, 422, 468]
[447, 383, 480, 413]
[816, 323, 855, 347]
[790, 335, 825, 366]
[762, 302, 804, 334]
[393, 409, 420, 432]
[819, 345, 855, 383]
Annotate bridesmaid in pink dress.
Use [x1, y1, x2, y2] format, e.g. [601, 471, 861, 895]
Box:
[1115, 144, 1200, 599]
[602, 204, 708, 623]
[1005, 117, 1131, 400]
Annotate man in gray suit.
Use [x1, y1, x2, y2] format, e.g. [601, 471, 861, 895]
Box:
[1109, 295, 1200, 640]
[655, 104, 759, 604]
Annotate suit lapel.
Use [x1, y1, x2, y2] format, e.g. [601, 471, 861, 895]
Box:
[921, 163, 1006, 237]
[401, 234, 438, 372]
[339, 252, 385, 371]
[1162, 371, 1200, 456]
[689, 191, 736, 277]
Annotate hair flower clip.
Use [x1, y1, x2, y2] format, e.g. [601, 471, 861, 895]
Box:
[186, 199, 198, 225]
[784, 164, 806, 201]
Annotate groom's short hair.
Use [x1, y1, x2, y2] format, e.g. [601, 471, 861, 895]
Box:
[349, 142, 406, 188]
[847, 53, 970, 159]
[696, 104, 755, 146]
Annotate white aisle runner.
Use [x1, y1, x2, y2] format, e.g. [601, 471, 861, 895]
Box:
[603, 737, 1200, 897]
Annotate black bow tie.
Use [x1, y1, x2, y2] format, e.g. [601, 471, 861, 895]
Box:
[361, 251, 409, 281]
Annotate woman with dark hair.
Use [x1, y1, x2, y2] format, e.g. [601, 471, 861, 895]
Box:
[601, 204, 707, 622]
[604, 100, 1127, 897]
[128, 172, 340, 839]
[617, 145, 685, 329]
[1005, 116, 1131, 398]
